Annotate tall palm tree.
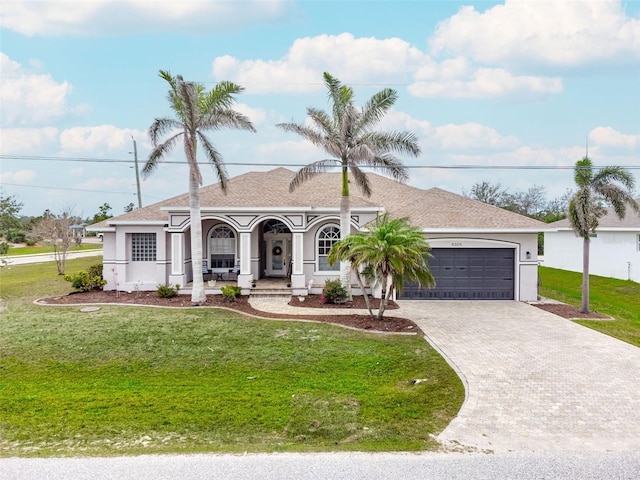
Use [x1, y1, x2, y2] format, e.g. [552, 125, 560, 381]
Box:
[277, 72, 420, 295]
[329, 213, 434, 320]
[568, 156, 638, 313]
[144, 70, 255, 304]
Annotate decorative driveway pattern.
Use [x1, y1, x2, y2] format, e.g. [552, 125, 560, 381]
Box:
[398, 301, 640, 452]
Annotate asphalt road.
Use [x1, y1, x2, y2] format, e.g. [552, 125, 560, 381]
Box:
[2, 452, 640, 480]
[1, 249, 102, 266]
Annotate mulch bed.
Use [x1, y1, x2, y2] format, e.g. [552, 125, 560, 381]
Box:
[37, 291, 608, 335]
[529, 302, 611, 320]
[38, 290, 420, 334]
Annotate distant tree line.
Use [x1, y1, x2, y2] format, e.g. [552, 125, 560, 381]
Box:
[463, 181, 573, 223]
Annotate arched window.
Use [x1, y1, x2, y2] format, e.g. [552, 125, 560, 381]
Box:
[317, 225, 340, 272]
[209, 225, 236, 269]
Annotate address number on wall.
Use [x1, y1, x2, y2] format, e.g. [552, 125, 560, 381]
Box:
[451, 242, 463, 247]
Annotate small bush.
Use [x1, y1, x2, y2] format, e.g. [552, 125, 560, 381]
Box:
[221, 285, 242, 302]
[0, 242, 8, 254]
[63, 270, 107, 292]
[322, 279, 348, 304]
[5, 229, 26, 243]
[157, 283, 179, 298]
[88, 263, 103, 279]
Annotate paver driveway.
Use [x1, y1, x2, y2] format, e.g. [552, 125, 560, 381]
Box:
[397, 300, 640, 452]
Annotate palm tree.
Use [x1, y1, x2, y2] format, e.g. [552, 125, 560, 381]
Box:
[568, 156, 638, 313]
[277, 72, 420, 296]
[329, 213, 435, 320]
[144, 70, 255, 304]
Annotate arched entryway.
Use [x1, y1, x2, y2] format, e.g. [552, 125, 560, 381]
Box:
[260, 219, 292, 278]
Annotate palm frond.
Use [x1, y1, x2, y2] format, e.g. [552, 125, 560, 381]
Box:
[197, 132, 229, 193]
[365, 154, 410, 183]
[202, 81, 245, 113]
[148, 117, 181, 147]
[360, 88, 398, 127]
[349, 165, 372, 197]
[289, 159, 340, 193]
[204, 109, 256, 132]
[143, 132, 183, 178]
[363, 131, 421, 157]
[276, 122, 329, 150]
[306, 107, 336, 137]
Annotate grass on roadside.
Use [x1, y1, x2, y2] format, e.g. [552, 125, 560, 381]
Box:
[539, 266, 640, 347]
[1, 243, 102, 257]
[0, 258, 464, 457]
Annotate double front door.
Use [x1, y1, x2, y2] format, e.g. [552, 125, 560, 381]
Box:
[265, 235, 292, 277]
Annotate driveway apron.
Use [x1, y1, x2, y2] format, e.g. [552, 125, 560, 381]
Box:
[397, 301, 640, 452]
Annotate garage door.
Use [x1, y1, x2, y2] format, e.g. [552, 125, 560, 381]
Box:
[400, 248, 514, 300]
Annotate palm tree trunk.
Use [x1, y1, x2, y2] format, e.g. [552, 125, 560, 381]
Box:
[339, 194, 352, 299]
[353, 268, 374, 318]
[189, 171, 206, 304]
[580, 236, 590, 313]
[377, 275, 390, 320]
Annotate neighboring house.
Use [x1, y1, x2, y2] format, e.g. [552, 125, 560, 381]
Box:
[544, 203, 640, 283]
[88, 168, 547, 301]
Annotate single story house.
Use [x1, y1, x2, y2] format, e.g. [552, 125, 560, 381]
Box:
[544, 203, 640, 283]
[89, 167, 547, 301]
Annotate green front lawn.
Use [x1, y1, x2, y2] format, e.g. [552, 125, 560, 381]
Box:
[1, 243, 102, 257]
[0, 258, 464, 457]
[539, 266, 640, 347]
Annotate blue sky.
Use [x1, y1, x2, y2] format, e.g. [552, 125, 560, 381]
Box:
[1, 0, 639, 218]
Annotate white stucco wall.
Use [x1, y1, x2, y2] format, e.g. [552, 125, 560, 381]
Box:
[544, 230, 640, 283]
[102, 225, 167, 291]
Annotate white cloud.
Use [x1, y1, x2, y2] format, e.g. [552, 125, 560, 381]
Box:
[213, 32, 562, 100]
[589, 126, 640, 149]
[426, 123, 520, 151]
[0, 53, 89, 127]
[0, 127, 59, 154]
[430, 0, 640, 67]
[0, 169, 36, 184]
[0, 0, 293, 36]
[235, 103, 267, 125]
[59, 125, 145, 154]
[213, 33, 426, 94]
[409, 67, 562, 99]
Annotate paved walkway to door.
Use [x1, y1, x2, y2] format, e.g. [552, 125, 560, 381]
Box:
[250, 297, 640, 452]
[398, 300, 640, 452]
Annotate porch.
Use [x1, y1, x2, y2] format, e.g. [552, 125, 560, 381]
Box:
[179, 277, 294, 297]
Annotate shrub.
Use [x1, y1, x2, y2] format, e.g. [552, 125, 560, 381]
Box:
[221, 285, 242, 302]
[5, 229, 26, 243]
[88, 263, 103, 279]
[322, 279, 348, 304]
[157, 283, 179, 298]
[0, 242, 8, 254]
[63, 270, 107, 292]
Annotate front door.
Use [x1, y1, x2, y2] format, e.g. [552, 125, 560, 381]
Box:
[266, 236, 291, 277]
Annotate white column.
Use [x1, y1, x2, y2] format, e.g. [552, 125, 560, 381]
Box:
[168, 232, 186, 287]
[237, 232, 252, 288]
[290, 232, 306, 290]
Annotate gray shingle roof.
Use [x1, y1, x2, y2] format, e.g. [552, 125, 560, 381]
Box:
[550, 201, 640, 230]
[92, 167, 548, 231]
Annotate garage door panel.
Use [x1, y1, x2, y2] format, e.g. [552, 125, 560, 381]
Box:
[400, 248, 515, 300]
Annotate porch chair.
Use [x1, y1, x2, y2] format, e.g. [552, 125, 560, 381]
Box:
[202, 260, 212, 281]
[227, 264, 240, 281]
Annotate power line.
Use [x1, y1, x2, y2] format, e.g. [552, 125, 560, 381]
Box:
[2, 154, 638, 170]
[0, 182, 161, 201]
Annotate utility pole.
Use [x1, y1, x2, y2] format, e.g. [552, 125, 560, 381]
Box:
[131, 136, 143, 208]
